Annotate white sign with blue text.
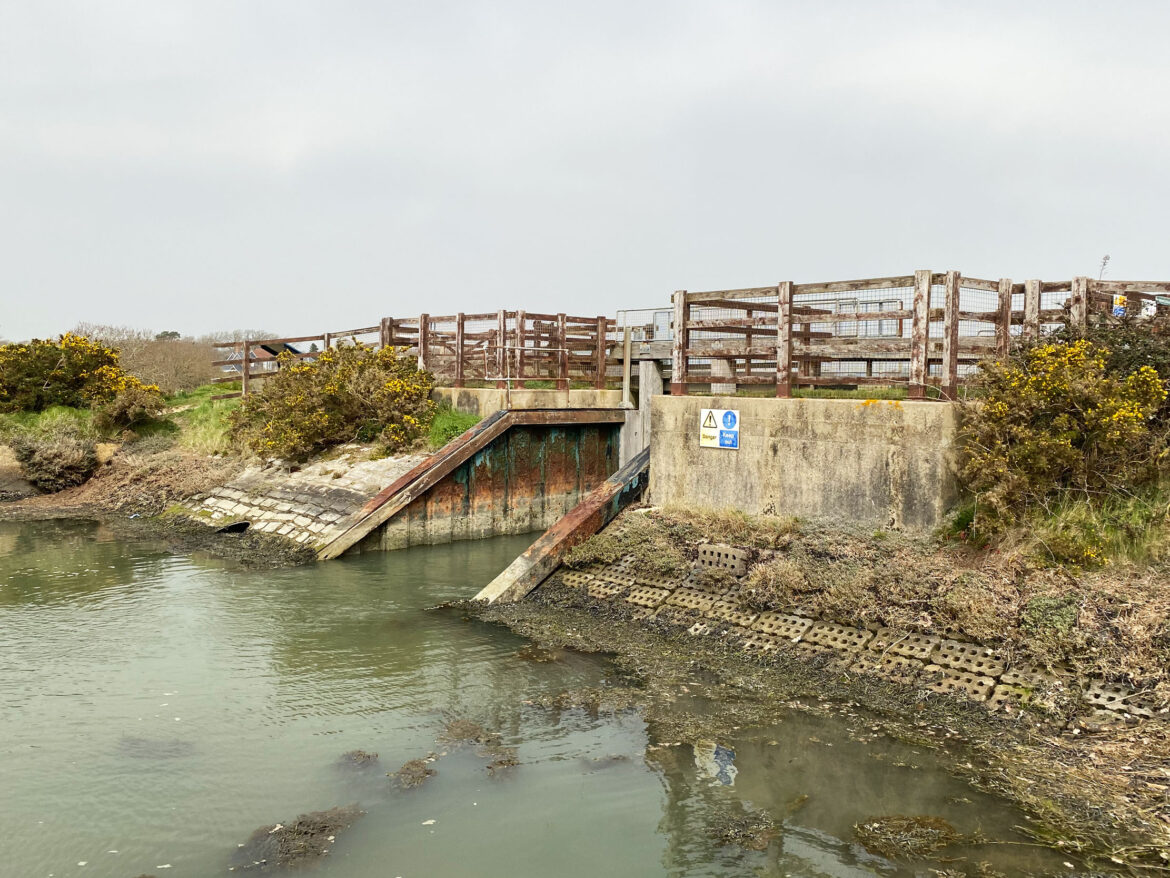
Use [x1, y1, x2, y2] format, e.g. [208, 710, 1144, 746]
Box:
[699, 408, 740, 449]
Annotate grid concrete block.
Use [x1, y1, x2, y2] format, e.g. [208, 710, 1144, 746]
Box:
[625, 586, 670, 609]
[651, 605, 702, 628]
[687, 621, 712, 636]
[696, 544, 751, 576]
[930, 639, 1006, 677]
[705, 601, 758, 628]
[741, 633, 788, 654]
[628, 606, 655, 621]
[848, 653, 924, 684]
[594, 568, 636, 587]
[988, 684, 1032, 713]
[999, 664, 1063, 688]
[752, 612, 812, 641]
[635, 571, 685, 590]
[666, 588, 716, 613]
[804, 622, 874, 652]
[867, 628, 939, 662]
[560, 570, 595, 589]
[923, 665, 996, 701]
[1081, 679, 1155, 719]
[587, 581, 625, 600]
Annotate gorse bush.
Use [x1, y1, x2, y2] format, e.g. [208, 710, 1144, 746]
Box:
[11, 434, 98, 492]
[961, 338, 1169, 551]
[228, 344, 436, 461]
[94, 382, 166, 433]
[0, 334, 160, 413]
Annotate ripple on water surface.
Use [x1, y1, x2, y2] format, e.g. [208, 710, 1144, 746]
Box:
[0, 519, 1076, 877]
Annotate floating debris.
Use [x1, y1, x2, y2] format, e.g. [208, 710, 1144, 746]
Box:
[229, 804, 364, 871]
[392, 756, 438, 789]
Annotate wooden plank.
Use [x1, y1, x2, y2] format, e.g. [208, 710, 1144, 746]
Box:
[957, 276, 1000, 292]
[941, 270, 960, 400]
[671, 290, 687, 394]
[556, 313, 569, 390]
[692, 298, 779, 313]
[807, 309, 913, 325]
[776, 281, 793, 398]
[908, 270, 931, 399]
[1090, 280, 1170, 294]
[496, 310, 507, 388]
[210, 392, 243, 400]
[240, 338, 251, 398]
[996, 278, 1013, 361]
[686, 286, 779, 303]
[793, 275, 915, 295]
[1040, 282, 1071, 294]
[417, 314, 429, 371]
[1023, 280, 1041, 338]
[515, 310, 526, 382]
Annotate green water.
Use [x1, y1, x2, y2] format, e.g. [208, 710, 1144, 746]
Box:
[0, 520, 1071, 877]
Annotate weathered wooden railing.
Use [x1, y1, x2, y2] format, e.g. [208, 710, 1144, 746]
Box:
[671, 272, 1170, 399]
[210, 311, 616, 399]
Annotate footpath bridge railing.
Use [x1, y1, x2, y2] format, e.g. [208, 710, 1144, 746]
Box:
[210, 311, 617, 399]
[670, 271, 1170, 399]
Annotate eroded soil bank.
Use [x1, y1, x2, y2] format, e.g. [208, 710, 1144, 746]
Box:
[470, 515, 1170, 873]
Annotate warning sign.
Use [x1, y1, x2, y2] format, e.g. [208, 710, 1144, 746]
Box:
[700, 408, 739, 449]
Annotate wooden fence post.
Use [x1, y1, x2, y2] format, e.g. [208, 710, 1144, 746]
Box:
[1023, 280, 1041, 339]
[996, 278, 1013, 362]
[379, 317, 390, 350]
[454, 312, 465, 387]
[594, 316, 607, 389]
[323, 332, 331, 351]
[671, 290, 688, 395]
[496, 310, 507, 388]
[621, 325, 632, 406]
[417, 313, 429, 372]
[775, 281, 793, 398]
[556, 313, 568, 390]
[1071, 276, 1089, 330]
[941, 270, 961, 400]
[241, 339, 251, 398]
[909, 269, 931, 399]
[515, 310, 526, 385]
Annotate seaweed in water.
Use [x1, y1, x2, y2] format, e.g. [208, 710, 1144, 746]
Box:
[230, 805, 364, 871]
[853, 815, 962, 860]
[391, 757, 438, 789]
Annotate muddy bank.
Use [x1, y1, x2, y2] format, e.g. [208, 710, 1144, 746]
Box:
[469, 585, 1170, 871]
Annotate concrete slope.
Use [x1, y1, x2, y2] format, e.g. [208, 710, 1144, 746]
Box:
[475, 447, 650, 603]
[316, 408, 626, 561]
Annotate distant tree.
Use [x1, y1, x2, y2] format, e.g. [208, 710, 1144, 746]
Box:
[155, 330, 181, 340]
[309, 342, 319, 353]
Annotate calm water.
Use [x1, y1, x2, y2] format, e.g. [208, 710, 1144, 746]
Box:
[0, 520, 1070, 877]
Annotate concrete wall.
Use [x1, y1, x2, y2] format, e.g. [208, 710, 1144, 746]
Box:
[356, 423, 621, 551]
[433, 387, 623, 417]
[649, 396, 959, 529]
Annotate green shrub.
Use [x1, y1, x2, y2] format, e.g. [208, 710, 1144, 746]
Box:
[428, 405, 480, 449]
[0, 333, 158, 413]
[11, 434, 98, 492]
[960, 339, 1167, 535]
[228, 344, 436, 462]
[94, 383, 166, 433]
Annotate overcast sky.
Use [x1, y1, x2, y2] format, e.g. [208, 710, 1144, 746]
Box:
[2, 1, 1168, 340]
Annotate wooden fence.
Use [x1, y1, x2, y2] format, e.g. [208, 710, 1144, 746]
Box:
[670, 271, 1170, 399]
[210, 311, 616, 399]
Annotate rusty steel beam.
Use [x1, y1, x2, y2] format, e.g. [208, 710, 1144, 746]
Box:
[315, 408, 627, 561]
[475, 447, 650, 603]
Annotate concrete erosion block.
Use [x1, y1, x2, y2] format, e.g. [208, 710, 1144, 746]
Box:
[804, 622, 874, 652]
[666, 588, 716, 612]
[635, 571, 686, 590]
[752, 612, 812, 641]
[922, 665, 996, 701]
[930, 639, 1006, 677]
[625, 586, 670, 608]
[1081, 679, 1155, 719]
[868, 628, 939, 661]
[742, 633, 788, 654]
[587, 581, 625, 600]
[687, 621, 712, 636]
[848, 653, 924, 683]
[560, 570, 595, 588]
[696, 544, 751, 576]
[987, 684, 1033, 713]
[705, 601, 758, 627]
[651, 605, 702, 628]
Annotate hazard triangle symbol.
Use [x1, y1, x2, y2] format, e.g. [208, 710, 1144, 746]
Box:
[702, 411, 717, 428]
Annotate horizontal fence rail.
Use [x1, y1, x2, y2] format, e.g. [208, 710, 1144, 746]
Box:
[671, 271, 1170, 399]
[210, 311, 617, 399]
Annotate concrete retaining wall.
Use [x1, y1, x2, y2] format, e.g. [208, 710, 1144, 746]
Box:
[649, 396, 960, 529]
[434, 387, 623, 417]
[356, 423, 621, 551]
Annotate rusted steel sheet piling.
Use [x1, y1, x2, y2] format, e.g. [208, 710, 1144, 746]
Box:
[316, 409, 626, 560]
[475, 447, 650, 604]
